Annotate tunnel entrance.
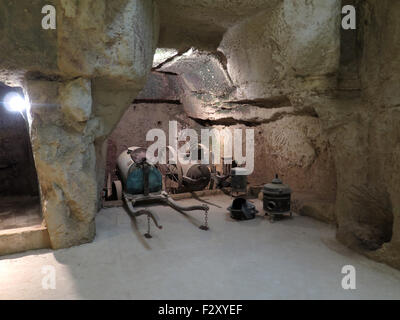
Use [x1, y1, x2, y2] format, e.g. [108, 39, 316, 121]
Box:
[0, 83, 42, 231]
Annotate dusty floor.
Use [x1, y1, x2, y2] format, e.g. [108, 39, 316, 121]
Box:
[0, 194, 400, 300]
[0, 196, 42, 231]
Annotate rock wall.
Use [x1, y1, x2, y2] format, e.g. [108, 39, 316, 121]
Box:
[0, 0, 159, 249]
[213, 0, 400, 268]
[331, 0, 400, 268]
[219, 0, 340, 100]
[155, 0, 281, 51]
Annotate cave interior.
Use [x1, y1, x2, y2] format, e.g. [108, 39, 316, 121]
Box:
[0, 0, 400, 300]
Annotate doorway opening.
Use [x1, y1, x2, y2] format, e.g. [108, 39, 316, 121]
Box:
[0, 83, 42, 231]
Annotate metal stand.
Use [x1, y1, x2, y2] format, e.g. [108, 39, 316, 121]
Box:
[267, 211, 293, 223]
[123, 195, 163, 238]
[144, 215, 152, 238]
[123, 191, 210, 237]
[269, 214, 275, 223]
[199, 209, 209, 230]
[163, 193, 210, 231]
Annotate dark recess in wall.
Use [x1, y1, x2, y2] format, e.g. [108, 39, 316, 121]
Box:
[0, 83, 39, 196]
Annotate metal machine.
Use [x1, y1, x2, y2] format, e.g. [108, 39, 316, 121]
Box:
[159, 144, 214, 194]
[106, 146, 210, 238]
[227, 198, 258, 220]
[230, 167, 248, 196]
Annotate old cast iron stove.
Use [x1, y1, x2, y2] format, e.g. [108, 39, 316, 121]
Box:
[263, 174, 292, 222]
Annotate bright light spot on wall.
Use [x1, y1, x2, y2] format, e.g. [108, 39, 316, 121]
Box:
[3, 92, 30, 113]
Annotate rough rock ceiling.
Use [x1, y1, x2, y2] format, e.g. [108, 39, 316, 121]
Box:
[156, 0, 281, 50]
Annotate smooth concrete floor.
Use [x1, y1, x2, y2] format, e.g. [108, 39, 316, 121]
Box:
[1, 194, 400, 300]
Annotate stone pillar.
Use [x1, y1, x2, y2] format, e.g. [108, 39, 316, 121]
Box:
[26, 79, 99, 248]
[0, 0, 159, 249]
